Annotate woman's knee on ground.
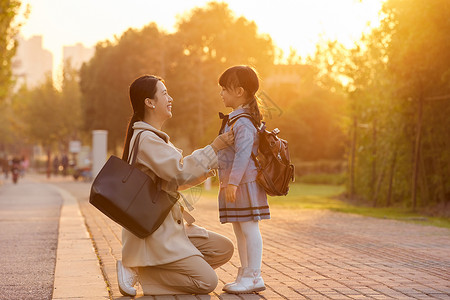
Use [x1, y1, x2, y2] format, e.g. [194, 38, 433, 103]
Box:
[192, 267, 218, 294]
[137, 261, 218, 295]
[195, 231, 234, 269]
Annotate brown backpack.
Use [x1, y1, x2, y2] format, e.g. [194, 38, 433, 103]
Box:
[220, 113, 295, 196]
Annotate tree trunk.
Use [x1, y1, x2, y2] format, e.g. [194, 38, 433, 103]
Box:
[419, 148, 430, 204]
[429, 127, 447, 203]
[371, 119, 377, 202]
[412, 97, 423, 211]
[373, 157, 386, 207]
[349, 115, 357, 199]
[387, 151, 397, 207]
[46, 148, 51, 178]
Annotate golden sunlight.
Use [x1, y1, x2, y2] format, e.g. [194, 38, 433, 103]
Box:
[19, 0, 386, 72]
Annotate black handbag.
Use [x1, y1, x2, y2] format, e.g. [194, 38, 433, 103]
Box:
[89, 131, 178, 238]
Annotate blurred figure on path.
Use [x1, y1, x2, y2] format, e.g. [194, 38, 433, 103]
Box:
[52, 156, 59, 176]
[11, 157, 21, 184]
[1, 156, 9, 179]
[61, 154, 69, 177]
[20, 156, 28, 177]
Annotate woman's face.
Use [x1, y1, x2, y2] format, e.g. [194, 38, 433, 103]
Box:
[152, 81, 173, 119]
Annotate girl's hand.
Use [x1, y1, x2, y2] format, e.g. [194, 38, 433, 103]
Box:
[226, 184, 238, 203]
[211, 131, 234, 153]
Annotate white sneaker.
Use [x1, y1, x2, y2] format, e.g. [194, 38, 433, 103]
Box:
[116, 260, 138, 296]
[225, 268, 266, 294]
[223, 267, 243, 292]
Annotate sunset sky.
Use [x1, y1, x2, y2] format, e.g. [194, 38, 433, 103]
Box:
[18, 0, 385, 73]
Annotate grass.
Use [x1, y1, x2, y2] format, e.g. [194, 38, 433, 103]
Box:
[194, 182, 450, 229]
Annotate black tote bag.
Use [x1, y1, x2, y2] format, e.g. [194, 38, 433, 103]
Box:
[89, 131, 178, 238]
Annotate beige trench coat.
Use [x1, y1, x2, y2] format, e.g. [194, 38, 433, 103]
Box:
[122, 121, 218, 267]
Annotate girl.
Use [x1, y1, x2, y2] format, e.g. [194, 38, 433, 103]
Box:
[217, 66, 269, 294]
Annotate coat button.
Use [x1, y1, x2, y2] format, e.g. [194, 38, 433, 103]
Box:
[177, 220, 182, 224]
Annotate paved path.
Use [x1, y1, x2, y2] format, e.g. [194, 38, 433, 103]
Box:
[5, 174, 449, 299]
[48, 175, 450, 300]
[0, 177, 61, 300]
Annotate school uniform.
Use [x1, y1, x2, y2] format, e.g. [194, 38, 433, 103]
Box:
[217, 108, 270, 223]
[121, 121, 234, 295]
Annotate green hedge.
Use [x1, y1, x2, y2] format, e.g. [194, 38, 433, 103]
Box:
[297, 172, 346, 185]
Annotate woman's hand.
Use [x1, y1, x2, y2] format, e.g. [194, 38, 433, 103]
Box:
[211, 131, 234, 153]
[225, 184, 238, 203]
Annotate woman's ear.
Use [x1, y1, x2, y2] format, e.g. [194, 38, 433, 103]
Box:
[145, 98, 155, 108]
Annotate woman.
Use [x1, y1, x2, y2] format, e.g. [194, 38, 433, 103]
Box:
[116, 75, 234, 296]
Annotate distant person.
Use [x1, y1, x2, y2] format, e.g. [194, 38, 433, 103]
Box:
[61, 154, 69, 177]
[20, 156, 28, 177]
[216, 66, 269, 294]
[52, 156, 59, 176]
[116, 75, 234, 296]
[11, 156, 21, 184]
[1, 156, 8, 179]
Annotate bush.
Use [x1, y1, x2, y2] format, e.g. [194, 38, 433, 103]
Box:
[297, 172, 346, 185]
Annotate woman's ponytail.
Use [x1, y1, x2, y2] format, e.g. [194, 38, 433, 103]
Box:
[121, 75, 162, 161]
[121, 114, 141, 161]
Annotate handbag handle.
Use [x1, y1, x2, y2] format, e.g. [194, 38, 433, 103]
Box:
[123, 131, 146, 183]
[123, 131, 163, 195]
[127, 131, 145, 165]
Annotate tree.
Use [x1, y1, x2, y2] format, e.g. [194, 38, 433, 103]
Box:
[0, 0, 28, 102]
[316, 0, 450, 211]
[263, 63, 346, 164]
[80, 24, 166, 153]
[164, 1, 275, 150]
[61, 60, 83, 142]
[380, 0, 450, 210]
[79, 2, 275, 153]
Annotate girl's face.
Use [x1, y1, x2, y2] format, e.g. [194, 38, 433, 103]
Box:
[152, 81, 173, 120]
[220, 86, 245, 109]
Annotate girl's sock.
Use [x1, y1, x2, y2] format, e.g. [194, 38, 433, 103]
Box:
[239, 221, 263, 269]
[232, 222, 248, 267]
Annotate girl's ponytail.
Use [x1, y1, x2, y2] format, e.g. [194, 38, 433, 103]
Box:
[247, 96, 262, 126]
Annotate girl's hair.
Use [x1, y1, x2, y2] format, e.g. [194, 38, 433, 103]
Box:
[219, 65, 262, 124]
[121, 75, 162, 161]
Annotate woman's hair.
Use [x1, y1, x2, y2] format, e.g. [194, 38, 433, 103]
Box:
[219, 65, 262, 124]
[121, 75, 162, 161]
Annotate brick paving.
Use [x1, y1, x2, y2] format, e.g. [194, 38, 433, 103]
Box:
[50, 178, 450, 300]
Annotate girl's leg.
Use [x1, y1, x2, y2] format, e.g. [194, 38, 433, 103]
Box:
[222, 222, 247, 291]
[232, 222, 248, 267]
[225, 220, 265, 294]
[239, 221, 263, 269]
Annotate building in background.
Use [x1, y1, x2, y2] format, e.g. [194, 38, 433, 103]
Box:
[13, 35, 53, 88]
[63, 42, 94, 70]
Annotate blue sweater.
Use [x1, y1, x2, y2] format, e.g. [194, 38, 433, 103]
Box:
[217, 108, 259, 188]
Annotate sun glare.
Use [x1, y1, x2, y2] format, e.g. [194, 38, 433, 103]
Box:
[227, 0, 386, 61]
[18, 0, 385, 75]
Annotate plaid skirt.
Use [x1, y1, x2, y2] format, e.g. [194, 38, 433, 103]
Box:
[218, 181, 270, 223]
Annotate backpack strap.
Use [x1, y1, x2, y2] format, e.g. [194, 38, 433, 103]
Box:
[227, 113, 265, 169]
[227, 113, 259, 128]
